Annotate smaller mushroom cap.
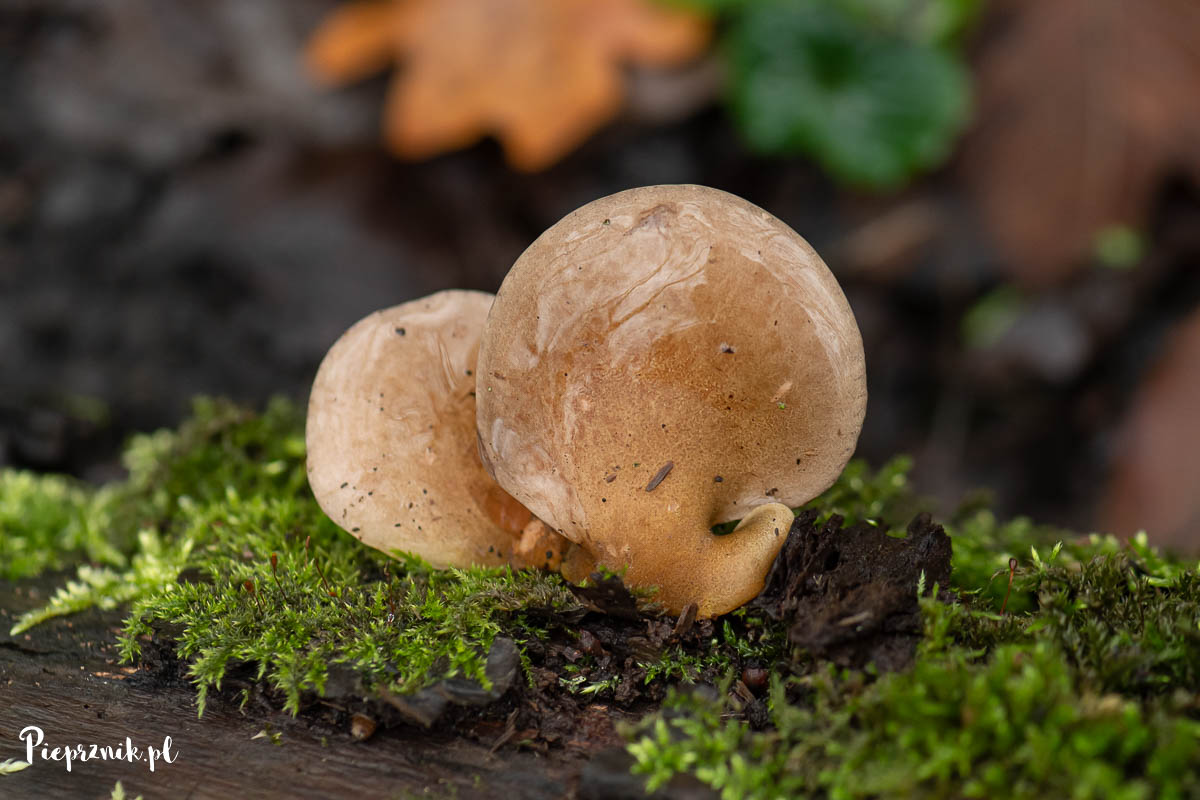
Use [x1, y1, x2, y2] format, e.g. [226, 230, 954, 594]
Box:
[306, 290, 565, 569]
[476, 185, 867, 616]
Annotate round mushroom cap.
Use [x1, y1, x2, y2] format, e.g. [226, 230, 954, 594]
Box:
[476, 185, 866, 615]
[307, 290, 566, 569]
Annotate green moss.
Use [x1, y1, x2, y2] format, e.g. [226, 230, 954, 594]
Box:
[644, 614, 791, 685]
[965, 537, 1200, 696]
[0, 470, 123, 580]
[6, 398, 807, 715]
[1, 396, 306, 583]
[799, 454, 919, 530]
[626, 474, 1200, 799]
[8, 396, 314, 633]
[553, 608, 793, 700]
[0, 758, 32, 775]
[6, 398, 1200, 796]
[7, 398, 578, 715]
[630, 642, 1200, 800]
[110, 780, 144, 800]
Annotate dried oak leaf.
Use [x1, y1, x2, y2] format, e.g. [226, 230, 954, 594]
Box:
[960, 0, 1200, 285]
[1101, 308, 1200, 553]
[305, 0, 711, 171]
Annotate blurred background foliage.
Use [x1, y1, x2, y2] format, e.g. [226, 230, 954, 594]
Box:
[702, 0, 976, 187]
[2, 0, 1199, 551]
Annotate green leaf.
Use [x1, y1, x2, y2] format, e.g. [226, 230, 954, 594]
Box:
[723, 0, 971, 188]
[961, 285, 1024, 349]
[1093, 225, 1145, 270]
[836, 0, 981, 45]
[0, 759, 31, 775]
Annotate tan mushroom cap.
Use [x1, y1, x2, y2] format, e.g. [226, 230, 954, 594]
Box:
[476, 185, 866, 616]
[306, 290, 567, 570]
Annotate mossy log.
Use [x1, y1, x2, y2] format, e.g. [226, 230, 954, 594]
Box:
[0, 574, 709, 800]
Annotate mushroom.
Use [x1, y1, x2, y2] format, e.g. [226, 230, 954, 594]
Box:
[306, 290, 568, 570]
[475, 185, 866, 616]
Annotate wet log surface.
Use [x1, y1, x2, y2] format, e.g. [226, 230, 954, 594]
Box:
[0, 575, 704, 799]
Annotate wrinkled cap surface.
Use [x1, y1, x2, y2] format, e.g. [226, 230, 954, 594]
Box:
[476, 185, 867, 615]
[307, 290, 561, 568]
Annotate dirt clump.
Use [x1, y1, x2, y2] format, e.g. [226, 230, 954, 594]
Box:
[755, 509, 952, 672]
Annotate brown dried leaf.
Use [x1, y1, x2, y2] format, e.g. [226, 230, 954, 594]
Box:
[304, 1, 400, 86]
[1101, 308, 1200, 552]
[961, 0, 1200, 285]
[305, 0, 711, 171]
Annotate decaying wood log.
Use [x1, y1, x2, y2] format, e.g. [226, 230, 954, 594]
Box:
[0, 575, 709, 799]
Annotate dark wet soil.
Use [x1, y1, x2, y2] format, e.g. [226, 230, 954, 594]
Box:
[756, 510, 952, 672]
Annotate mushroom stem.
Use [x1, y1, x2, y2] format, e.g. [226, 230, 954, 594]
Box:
[560, 542, 598, 584]
[677, 503, 793, 618]
[560, 502, 794, 618]
[513, 518, 568, 570]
